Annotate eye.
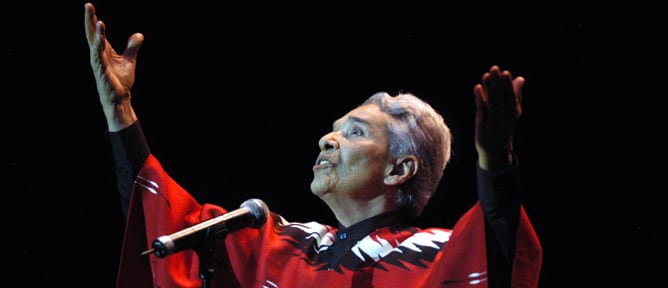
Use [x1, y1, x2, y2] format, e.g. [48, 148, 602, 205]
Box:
[347, 126, 363, 137]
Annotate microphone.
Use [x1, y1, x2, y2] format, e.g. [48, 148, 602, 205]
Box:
[142, 198, 269, 258]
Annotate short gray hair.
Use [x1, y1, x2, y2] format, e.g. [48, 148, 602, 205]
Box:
[362, 92, 452, 219]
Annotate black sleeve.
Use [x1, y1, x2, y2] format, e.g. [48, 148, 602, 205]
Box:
[476, 158, 521, 288]
[108, 121, 150, 219]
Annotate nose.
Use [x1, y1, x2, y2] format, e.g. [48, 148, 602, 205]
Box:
[318, 132, 339, 151]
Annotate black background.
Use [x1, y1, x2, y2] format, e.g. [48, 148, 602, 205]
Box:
[5, 0, 665, 287]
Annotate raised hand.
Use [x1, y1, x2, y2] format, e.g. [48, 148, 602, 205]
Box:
[84, 2, 143, 131]
[473, 65, 524, 170]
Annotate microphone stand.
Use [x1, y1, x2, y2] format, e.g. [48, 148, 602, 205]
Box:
[196, 243, 215, 288]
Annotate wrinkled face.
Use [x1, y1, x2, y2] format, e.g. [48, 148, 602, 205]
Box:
[310, 104, 393, 201]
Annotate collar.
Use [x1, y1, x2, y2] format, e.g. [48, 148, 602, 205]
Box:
[335, 210, 407, 242]
[324, 210, 408, 268]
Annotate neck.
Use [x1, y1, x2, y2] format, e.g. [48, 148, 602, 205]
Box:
[322, 193, 399, 227]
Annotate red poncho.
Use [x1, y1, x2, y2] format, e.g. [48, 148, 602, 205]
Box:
[116, 155, 542, 287]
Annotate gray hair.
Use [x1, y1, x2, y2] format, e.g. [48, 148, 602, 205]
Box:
[362, 92, 452, 219]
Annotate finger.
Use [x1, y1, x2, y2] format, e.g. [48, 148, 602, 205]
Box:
[482, 66, 498, 90]
[95, 21, 106, 50]
[499, 69, 515, 95]
[473, 83, 486, 109]
[512, 76, 525, 99]
[88, 20, 107, 67]
[84, 3, 98, 45]
[87, 21, 103, 72]
[488, 65, 501, 81]
[124, 33, 145, 62]
[513, 76, 525, 113]
[498, 69, 516, 106]
[500, 69, 513, 84]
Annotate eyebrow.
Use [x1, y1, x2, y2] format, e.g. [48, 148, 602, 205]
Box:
[333, 116, 370, 130]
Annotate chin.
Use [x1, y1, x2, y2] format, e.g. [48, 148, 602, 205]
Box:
[310, 182, 327, 198]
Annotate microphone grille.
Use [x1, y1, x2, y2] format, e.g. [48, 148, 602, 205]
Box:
[240, 198, 269, 228]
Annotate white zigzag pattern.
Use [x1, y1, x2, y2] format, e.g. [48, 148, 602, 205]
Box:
[351, 229, 451, 261]
[288, 222, 451, 261]
[286, 222, 336, 253]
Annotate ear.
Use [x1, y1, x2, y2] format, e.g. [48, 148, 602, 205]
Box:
[384, 155, 418, 186]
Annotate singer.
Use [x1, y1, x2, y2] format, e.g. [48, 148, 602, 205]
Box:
[84, 2, 542, 287]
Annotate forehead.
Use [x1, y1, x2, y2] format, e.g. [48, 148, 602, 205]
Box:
[333, 104, 387, 129]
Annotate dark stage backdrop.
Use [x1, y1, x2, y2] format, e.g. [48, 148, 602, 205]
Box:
[6, 0, 664, 287]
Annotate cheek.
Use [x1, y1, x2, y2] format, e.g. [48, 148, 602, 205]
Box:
[344, 148, 387, 178]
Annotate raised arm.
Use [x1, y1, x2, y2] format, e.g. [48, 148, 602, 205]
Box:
[84, 2, 143, 132]
[473, 65, 526, 287]
[85, 3, 150, 219]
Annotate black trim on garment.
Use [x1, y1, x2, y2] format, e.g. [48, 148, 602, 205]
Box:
[108, 121, 150, 219]
[477, 158, 521, 288]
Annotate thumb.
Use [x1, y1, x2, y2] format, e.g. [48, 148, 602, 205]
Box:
[124, 33, 145, 62]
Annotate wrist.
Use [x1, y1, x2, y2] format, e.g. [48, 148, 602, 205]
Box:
[105, 102, 137, 132]
[476, 143, 512, 171]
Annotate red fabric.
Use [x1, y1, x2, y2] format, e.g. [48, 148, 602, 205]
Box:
[511, 208, 543, 288]
[116, 154, 542, 287]
[117, 154, 205, 288]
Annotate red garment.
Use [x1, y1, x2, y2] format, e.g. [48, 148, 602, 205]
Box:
[117, 155, 542, 287]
